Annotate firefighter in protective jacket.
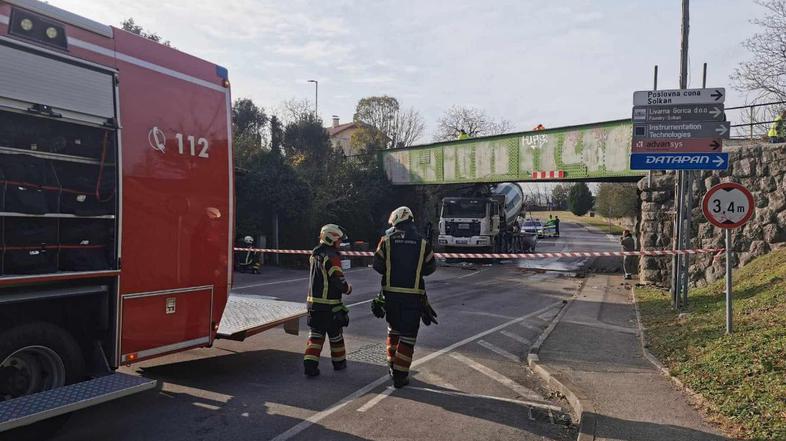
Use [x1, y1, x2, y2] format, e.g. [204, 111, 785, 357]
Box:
[373, 207, 437, 388]
[304, 224, 352, 377]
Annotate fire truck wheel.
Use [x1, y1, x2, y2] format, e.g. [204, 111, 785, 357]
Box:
[0, 323, 86, 441]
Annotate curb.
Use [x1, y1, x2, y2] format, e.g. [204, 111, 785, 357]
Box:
[526, 279, 597, 441]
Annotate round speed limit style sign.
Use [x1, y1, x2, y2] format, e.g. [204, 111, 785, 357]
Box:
[702, 182, 754, 229]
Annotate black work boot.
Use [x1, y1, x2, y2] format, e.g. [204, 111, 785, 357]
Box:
[333, 360, 347, 371]
[393, 372, 409, 389]
[304, 361, 320, 377]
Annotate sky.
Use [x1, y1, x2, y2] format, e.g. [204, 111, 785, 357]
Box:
[52, 0, 761, 141]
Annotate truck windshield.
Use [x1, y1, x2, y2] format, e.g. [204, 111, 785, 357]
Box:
[442, 200, 487, 218]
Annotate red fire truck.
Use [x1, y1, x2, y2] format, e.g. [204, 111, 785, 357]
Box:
[0, 0, 304, 434]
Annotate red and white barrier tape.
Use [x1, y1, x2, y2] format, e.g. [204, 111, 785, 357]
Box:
[233, 247, 725, 260]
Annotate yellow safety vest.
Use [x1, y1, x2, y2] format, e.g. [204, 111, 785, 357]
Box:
[768, 114, 784, 138]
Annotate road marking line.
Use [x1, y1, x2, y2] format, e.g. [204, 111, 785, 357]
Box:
[233, 268, 373, 290]
[347, 298, 374, 307]
[518, 322, 543, 333]
[192, 402, 221, 411]
[500, 330, 532, 346]
[419, 371, 457, 391]
[477, 340, 520, 362]
[450, 353, 541, 400]
[456, 267, 491, 279]
[356, 386, 395, 412]
[270, 301, 563, 441]
[232, 277, 308, 289]
[405, 386, 562, 412]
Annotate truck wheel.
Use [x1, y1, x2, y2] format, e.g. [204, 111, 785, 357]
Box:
[0, 323, 85, 440]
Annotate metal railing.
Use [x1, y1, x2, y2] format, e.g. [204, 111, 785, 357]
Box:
[726, 100, 786, 140]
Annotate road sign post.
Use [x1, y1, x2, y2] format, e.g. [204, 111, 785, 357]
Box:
[702, 182, 755, 334]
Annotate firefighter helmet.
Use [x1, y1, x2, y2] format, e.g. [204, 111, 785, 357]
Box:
[243, 236, 254, 244]
[319, 224, 345, 246]
[388, 206, 414, 226]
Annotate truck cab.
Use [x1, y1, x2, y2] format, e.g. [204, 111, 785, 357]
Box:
[438, 197, 501, 251]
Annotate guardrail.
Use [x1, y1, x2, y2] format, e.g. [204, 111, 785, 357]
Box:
[726, 100, 786, 140]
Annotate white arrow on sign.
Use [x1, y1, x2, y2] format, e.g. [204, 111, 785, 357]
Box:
[715, 125, 729, 136]
[713, 155, 726, 168]
[710, 107, 723, 119]
[633, 87, 726, 106]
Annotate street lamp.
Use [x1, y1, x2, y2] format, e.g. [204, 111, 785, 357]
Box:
[307, 79, 318, 116]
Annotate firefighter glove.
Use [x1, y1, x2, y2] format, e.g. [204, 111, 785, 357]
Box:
[421, 296, 438, 326]
[371, 293, 386, 319]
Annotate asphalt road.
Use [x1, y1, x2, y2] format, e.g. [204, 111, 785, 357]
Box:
[51, 222, 618, 441]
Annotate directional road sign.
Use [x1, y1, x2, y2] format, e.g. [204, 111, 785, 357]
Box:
[630, 152, 729, 170]
[632, 138, 722, 153]
[632, 121, 730, 140]
[633, 87, 725, 106]
[632, 104, 725, 122]
[702, 183, 754, 229]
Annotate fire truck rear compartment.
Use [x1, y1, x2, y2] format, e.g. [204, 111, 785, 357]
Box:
[0, 36, 127, 434]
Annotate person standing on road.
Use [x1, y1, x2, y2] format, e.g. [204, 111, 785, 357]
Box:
[303, 224, 352, 377]
[372, 207, 437, 388]
[554, 216, 560, 237]
[620, 229, 636, 280]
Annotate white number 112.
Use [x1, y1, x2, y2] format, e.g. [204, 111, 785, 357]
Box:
[175, 133, 209, 158]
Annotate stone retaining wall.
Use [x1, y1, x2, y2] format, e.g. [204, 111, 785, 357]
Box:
[637, 142, 786, 287]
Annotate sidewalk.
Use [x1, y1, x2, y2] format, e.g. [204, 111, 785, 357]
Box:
[532, 274, 729, 441]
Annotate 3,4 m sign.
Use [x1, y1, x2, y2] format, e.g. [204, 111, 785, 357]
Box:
[703, 182, 754, 229]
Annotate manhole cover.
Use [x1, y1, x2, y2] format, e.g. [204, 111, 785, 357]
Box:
[347, 343, 388, 366]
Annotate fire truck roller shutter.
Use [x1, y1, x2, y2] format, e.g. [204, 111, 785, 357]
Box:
[0, 41, 115, 122]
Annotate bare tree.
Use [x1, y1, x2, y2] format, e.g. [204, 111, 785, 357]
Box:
[276, 98, 315, 126]
[434, 105, 514, 141]
[353, 96, 425, 148]
[393, 107, 425, 147]
[731, 0, 786, 102]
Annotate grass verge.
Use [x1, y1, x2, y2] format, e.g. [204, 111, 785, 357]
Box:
[636, 247, 786, 440]
[529, 210, 626, 235]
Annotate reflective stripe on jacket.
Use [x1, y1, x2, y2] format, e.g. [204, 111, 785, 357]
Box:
[307, 245, 349, 306]
[373, 224, 436, 295]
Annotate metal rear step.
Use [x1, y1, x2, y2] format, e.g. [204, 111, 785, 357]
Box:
[217, 295, 307, 341]
[0, 373, 157, 432]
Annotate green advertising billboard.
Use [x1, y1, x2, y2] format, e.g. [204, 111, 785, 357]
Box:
[382, 119, 644, 185]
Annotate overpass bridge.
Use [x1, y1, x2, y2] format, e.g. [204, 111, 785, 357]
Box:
[382, 119, 644, 185]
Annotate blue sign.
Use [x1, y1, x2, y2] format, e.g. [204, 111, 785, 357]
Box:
[630, 153, 729, 170]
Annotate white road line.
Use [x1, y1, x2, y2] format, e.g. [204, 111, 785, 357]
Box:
[347, 298, 374, 308]
[456, 267, 491, 279]
[477, 340, 520, 362]
[356, 386, 395, 412]
[418, 371, 457, 391]
[500, 331, 532, 346]
[518, 322, 543, 333]
[406, 386, 562, 412]
[270, 301, 563, 441]
[450, 353, 541, 400]
[232, 277, 308, 289]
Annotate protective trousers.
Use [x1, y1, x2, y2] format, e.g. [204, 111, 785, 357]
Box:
[384, 292, 422, 378]
[304, 310, 346, 369]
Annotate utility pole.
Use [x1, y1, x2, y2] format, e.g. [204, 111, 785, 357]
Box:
[673, 0, 690, 308]
[307, 79, 318, 116]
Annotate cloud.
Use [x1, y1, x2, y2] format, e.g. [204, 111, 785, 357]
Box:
[274, 40, 353, 62]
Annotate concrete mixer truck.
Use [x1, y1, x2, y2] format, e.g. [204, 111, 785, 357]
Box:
[437, 183, 537, 254]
